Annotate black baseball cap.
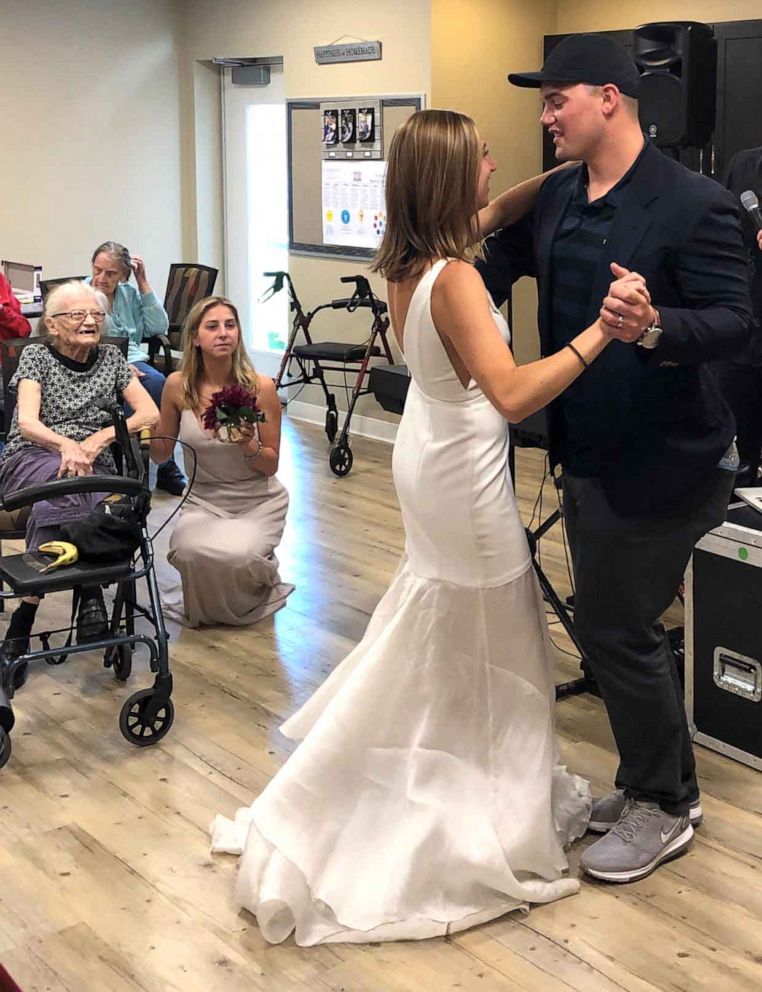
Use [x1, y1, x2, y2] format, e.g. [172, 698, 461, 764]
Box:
[508, 34, 640, 98]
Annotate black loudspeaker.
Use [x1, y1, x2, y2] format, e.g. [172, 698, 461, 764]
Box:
[633, 21, 717, 148]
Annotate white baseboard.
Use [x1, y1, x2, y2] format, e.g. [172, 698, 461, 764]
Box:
[286, 400, 398, 444]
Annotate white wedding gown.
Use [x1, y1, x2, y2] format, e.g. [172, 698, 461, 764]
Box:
[211, 259, 591, 945]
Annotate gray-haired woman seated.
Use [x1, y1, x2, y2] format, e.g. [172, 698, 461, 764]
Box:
[0, 281, 159, 685]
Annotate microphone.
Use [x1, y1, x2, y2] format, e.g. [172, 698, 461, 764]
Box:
[740, 190, 762, 232]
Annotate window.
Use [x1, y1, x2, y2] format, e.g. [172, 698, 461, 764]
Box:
[222, 64, 287, 369]
[247, 102, 288, 353]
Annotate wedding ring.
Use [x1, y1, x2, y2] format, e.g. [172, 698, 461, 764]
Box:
[616, 313, 624, 328]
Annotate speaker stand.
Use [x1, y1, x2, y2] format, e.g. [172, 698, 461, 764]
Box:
[525, 511, 598, 701]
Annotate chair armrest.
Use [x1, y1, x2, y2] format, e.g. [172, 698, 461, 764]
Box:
[147, 334, 173, 369]
[167, 325, 183, 351]
[1, 475, 143, 512]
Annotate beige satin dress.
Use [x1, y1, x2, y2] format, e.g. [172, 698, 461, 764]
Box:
[166, 410, 293, 627]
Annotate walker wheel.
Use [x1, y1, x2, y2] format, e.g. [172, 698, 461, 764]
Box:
[119, 688, 174, 746]
[0, 729, 11, 769]
[329, 444, 353, 477]
[325, 407, 338, 443]
[104, 643, 133, 682]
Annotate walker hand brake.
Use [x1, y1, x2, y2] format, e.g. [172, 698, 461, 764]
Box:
[260, 271, 286, 303]
[339, 275, 371, 312]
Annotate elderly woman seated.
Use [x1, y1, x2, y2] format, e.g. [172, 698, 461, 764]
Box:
[90, 241, 186, 494]
[0, 281, 159, 685]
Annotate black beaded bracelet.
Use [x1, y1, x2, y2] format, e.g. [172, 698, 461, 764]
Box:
[565, 342, 589, 369]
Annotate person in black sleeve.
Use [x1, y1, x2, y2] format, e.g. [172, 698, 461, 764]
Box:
[715, 147, 762, 486]
[476, 34, 752, 884]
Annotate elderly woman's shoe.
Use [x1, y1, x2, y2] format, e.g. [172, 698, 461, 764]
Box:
[76, 587, 109, 643]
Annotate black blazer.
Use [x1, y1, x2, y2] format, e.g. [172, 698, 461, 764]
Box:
[477, 141, 753, 516]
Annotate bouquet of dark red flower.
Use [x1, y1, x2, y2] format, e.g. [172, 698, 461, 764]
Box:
[201, 384, 266, 443]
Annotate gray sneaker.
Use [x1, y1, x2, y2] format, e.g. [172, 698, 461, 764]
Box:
[589, 790, 703, 833]
[580, 800, 694, 883]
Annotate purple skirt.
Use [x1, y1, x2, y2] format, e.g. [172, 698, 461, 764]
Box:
[0, 446, 112, 551]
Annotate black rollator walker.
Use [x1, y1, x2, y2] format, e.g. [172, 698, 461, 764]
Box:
[0, 403, 174, 768]
[265, 271, 394, 477]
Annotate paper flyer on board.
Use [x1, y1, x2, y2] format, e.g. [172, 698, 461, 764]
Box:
[321, 160, 387, 250]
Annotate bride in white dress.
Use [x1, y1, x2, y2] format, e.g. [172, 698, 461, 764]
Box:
[211, 109, 647, 945]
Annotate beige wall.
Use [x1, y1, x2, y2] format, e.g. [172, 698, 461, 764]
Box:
[432, 0, 557, 363]
[556, 1, 760, 32]
[0, 0, 183, 289]
[4, 2, 754, 423]
[432, 2, 760, 363]
[179, 0, 432, 421]
[177, 0, 431, 300]
[191, 61, 224, 280]
[179, 0, 432, 288]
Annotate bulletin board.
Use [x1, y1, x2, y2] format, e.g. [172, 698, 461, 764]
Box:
[287, 95, 423, 260]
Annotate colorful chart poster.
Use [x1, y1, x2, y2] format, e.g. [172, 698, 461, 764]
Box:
[321, 160, 387, 250]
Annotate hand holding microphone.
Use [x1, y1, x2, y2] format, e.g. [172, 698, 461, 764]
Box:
[739, 190, 762, 252]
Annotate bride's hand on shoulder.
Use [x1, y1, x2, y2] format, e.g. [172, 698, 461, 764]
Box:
[478, 161, 578, 238]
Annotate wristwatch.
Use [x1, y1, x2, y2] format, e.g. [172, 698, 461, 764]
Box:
[637, 310, 663, 350]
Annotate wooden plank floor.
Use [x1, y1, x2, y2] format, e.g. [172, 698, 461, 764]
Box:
[2, 416, 762, 992]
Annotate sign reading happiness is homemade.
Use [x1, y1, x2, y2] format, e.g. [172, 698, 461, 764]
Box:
[314, 41, 382, 64]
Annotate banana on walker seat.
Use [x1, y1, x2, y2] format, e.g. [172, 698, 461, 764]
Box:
[266, 272, 395, 477]
[0, 403, 174, 770]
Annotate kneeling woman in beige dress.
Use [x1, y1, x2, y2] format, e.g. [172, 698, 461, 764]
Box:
[151, 296, 293, 627]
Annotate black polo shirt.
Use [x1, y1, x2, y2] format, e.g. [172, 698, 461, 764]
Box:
[550, 141, 647, 477]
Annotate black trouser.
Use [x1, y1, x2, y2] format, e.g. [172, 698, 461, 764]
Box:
[562, 470, 734, 815]
[714, 357, 762, 487]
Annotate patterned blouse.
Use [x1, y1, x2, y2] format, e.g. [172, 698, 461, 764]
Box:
[1, 343, 134, 471]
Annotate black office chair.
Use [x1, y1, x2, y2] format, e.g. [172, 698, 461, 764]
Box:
[39, 276, 88, 302]
[147, 263, 218, 372]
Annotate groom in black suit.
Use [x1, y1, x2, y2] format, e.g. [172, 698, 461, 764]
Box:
[477, 34, 753, 883]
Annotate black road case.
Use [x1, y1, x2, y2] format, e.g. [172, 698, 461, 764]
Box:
[685, 503, 762, 770]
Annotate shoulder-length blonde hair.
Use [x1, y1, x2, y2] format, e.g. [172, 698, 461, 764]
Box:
[179, 296, 259, 410]
[372, 109, 482, 283]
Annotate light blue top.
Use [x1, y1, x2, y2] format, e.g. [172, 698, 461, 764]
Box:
[89, 280, 169, 363]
